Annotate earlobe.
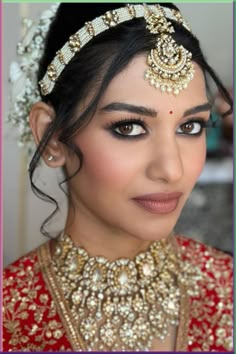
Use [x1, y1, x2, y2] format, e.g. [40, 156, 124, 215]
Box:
[29, 102, 66, 167]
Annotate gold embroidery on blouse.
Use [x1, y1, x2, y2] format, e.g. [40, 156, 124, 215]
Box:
[2, 250, 67, 351]
[178, 236, 233, 352]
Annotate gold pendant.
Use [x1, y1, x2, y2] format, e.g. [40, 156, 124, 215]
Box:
[145, 10, 195, 95]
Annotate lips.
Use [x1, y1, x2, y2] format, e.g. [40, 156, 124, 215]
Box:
[132, 192, 183, 214]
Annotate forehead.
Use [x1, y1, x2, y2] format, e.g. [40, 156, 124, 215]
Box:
[99, 55, 208, 113]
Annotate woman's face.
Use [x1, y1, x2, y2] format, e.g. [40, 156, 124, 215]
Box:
[65, 55, 210, 242]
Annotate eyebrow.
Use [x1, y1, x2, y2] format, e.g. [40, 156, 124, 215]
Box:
[183, 102, 212, 117]
[100, 102, 157, 117]
[100, 101, 212, 118]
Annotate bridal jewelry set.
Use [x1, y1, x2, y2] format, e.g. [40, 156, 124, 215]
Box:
[52, 233, 200, 351]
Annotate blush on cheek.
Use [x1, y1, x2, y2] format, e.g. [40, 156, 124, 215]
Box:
[189, 143, 207, 182]
[78, 140, 137, 187]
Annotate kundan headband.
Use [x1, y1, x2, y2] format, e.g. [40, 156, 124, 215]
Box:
[39, 4, 194, 96]
[8, 3, 194, 157]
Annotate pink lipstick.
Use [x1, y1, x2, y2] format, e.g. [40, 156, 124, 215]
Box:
[132, 192, 182, 214]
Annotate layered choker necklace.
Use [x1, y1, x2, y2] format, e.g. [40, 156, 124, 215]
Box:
[52, 233, 199, 351]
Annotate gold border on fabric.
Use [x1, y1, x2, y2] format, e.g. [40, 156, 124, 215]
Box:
[175, 282, 190, 351]
[38, 241, 86, 351]
[170, 233, 190, 351]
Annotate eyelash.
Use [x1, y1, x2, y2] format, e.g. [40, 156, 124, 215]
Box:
[176, 118, 211, 136]
[105, 118, 146, 139]
[105, 117, 213, 139]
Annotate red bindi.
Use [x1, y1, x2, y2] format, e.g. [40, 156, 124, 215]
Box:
[169, 111, 173, 114]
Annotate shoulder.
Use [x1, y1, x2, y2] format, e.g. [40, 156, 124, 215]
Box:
[176, 234, 232, 275]
[3, 242, 61, 351]
[176, 235, 233, 351]
[175, 234, 233, 295]
[3, 242, 50, 310]
[175, 234, 232, 298]
[3, 240, 53, 300]
[4, 248, 40, 279]
[3, 242, 49, 289]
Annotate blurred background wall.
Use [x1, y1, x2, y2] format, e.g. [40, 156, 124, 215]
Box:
[3, 3, 233, 266]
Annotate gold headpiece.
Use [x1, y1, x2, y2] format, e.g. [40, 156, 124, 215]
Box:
[144, 6, 194, 95]
[39, 4, 194, 96]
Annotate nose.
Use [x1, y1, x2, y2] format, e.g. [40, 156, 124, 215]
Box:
[146, 134, 184, 183]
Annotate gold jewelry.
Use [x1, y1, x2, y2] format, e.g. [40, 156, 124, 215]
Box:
[39, 4, 193, 96]
[47, 155, 54, 161]
[52, 233, 200, 351]
[144, 7, 194, 95]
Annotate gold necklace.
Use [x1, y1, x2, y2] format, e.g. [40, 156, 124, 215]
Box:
[52, 234, 198, 351]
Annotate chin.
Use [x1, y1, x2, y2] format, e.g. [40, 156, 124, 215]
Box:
[130, 223, 177, 243]
[130, 212, 181, 242]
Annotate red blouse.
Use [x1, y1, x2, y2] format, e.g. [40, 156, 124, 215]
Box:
[3, 235, 233, 352]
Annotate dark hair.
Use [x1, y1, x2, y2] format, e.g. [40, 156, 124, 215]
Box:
[29, 3, 233, 237]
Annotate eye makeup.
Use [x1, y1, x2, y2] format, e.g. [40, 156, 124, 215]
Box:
[177, 117, 213, 136]
[104, 114, 213, 140]
[104, 117, 148, 139]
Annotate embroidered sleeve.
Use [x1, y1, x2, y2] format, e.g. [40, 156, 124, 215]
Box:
[2, 250, 72, 351]
[177, 236, 233, 352]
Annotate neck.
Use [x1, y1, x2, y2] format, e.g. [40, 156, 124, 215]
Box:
[64, 206, 169, 261]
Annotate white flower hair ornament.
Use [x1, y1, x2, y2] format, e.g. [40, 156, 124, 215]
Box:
[8, 4, 59, 158]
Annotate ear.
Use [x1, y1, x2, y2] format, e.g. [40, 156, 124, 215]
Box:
[29, 101, 66, 167]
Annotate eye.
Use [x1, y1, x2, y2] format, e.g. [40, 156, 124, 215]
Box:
[114, 123, 146, 136]
[176, 120, 207, 136]
[106, 118, 147, 138]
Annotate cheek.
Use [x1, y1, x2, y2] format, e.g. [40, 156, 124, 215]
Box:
[182, 136, 206, 184]
[74, 134, 140, 189]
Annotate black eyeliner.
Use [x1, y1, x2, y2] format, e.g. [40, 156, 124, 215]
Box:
[105, 117, 147, 139]
[178, 118, 210, 137]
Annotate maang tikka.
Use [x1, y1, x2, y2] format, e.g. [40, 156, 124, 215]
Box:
[38, 4, 195, 97]
[144, 6, 195, 95]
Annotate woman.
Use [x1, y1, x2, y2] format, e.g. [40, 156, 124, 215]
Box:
[3, 3, 233, 352]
